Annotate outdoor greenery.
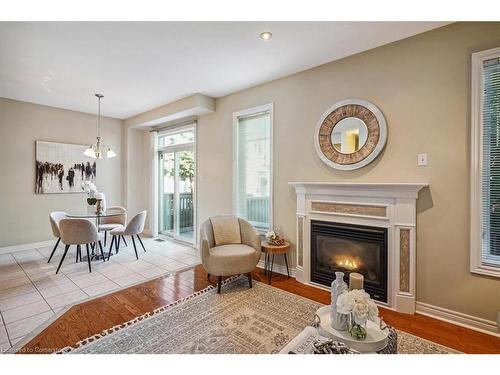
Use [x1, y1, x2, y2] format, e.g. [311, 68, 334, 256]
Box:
[178, 151, 194, 185]
[163, 151, 195, 189]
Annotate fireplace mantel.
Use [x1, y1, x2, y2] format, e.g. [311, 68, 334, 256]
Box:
[289, 181, 428, 314]
[289, 182, 428, 198]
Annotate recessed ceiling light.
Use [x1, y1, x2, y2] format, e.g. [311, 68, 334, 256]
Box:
[259, 32, 272, 40]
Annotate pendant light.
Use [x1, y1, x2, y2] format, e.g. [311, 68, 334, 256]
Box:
[83, 94, 117, 159]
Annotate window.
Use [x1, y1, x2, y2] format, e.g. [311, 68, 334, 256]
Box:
[158, 129, 195, 148]
[471, 47, 500, 277]
[233, 104, 273, 232]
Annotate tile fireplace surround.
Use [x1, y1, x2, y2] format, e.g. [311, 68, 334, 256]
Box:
[289, 182, 428, 314]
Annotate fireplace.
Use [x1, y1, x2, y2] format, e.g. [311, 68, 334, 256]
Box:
[310, 220, 388, 302]
[290, 182, 427, 313]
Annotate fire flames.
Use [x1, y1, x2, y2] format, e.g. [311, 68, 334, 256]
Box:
[338, 259, 357, 270]
[335, 256, 361, 271]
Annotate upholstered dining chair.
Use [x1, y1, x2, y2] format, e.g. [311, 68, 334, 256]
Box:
[199, 215, 261, 293]
[107, 211, 147, 260]
[99, 206, 127, 247]
[47, 211, 68, 263]
[56, 219, 105, 274]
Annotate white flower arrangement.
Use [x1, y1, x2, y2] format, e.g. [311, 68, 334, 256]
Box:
[82, 180, 99, 207]
[336, 289, 378, 325]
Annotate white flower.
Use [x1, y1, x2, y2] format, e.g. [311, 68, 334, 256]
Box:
[265, 230, 276, 241]
[81, 180, 97, 195]
[336, 291, 355, 314]
[353, 301, 369, 324]
[336, 288, 378, 323]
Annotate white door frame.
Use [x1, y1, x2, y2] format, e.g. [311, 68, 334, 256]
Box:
[156, 124, 197, 245]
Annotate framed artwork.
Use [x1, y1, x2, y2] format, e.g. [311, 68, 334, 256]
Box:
[35, 141, 97, 194]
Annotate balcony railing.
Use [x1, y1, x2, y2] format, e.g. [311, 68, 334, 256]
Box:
[246, 196, 269, 229]
[160, 193, 269, 232]
[161, 192, 194, 233]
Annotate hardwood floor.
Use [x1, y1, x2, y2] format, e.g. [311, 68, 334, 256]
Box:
[18, 265, 500, 354]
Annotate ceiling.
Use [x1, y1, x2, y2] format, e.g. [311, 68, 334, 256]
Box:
[0, 22, 448, 119]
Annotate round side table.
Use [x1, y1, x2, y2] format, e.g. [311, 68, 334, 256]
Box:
[261, 240, 291, 284]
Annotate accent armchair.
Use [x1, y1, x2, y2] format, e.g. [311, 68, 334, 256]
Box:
[200, 215, 261, 293]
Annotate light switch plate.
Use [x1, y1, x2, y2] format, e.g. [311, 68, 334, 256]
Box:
[417, 153, 428, 166]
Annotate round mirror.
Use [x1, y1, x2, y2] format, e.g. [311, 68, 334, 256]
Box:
[331, 117, 368, 154]
[315, 99, 387, 170]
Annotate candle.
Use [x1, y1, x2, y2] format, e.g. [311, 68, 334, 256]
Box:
[349, 272, 364, 290]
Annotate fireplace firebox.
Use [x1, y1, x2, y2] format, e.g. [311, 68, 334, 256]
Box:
[310, 220, 388, 302]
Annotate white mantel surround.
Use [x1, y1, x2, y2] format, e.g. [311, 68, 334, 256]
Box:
[289, 182, 428, 314]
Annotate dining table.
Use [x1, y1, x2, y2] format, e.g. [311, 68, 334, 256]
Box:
[67, 208, 123, 261]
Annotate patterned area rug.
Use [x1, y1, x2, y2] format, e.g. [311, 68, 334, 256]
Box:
[60, 276, 456, 354]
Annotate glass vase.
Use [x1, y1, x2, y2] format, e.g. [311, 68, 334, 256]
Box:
[348, 313, 367, 340]
[330, 272, 348, 331]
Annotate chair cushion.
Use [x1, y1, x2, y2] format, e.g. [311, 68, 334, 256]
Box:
[210, 216, 241, 246]
[208, 244, 257, 276]
[99, 223, 124, 231]
[110, 226, 126, 235]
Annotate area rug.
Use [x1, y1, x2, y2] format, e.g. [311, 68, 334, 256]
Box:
[58, 276, 457, 354]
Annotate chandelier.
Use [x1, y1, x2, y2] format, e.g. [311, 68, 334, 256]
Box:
[83, 94, 117, 159]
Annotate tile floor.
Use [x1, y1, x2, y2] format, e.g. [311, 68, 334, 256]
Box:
[0, 236, 199, 352]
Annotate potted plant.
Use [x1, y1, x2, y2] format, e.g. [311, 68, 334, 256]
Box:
[82, 180, 98, 213]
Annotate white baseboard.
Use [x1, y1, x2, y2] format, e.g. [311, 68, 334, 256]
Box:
[0, 239, 57, 255]
[0, 231, 169, 256]
[1, 231, 157, 256]
[416, 301, 500, 337]
[257, 259, 295, 278]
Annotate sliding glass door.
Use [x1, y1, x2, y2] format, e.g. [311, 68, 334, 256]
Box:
[158, 127, 195, 243]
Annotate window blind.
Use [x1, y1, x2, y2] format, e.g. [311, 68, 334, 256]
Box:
[236, 111, 271, 230]
[482, 57, 500, 266]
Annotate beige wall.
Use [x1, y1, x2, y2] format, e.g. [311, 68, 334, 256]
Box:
[0, 98, 124, 247]
[197, 22, 500, 321]
[124, 127, 152, 231]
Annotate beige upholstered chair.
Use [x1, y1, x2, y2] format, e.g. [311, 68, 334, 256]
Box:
[57, 219, 104, 274]
[200, 215, 261, 293]
[108, 211, 147, 260]
[47, 211, 67, 263]
[99, 206, 127, 248]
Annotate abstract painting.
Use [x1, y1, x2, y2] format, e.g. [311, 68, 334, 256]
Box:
[35, 141, 97, 194]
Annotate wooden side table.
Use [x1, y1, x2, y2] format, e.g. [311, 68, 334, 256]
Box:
[261, 240, 291, 284]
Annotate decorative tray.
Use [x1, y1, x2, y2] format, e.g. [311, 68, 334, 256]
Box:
[315, 305, 388, 353]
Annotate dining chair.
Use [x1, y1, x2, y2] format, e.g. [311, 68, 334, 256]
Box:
[99, 206, 127, 247]
[108, 211, 147, 260]
[47, 211, 68, 263]
[56, 219, 105, 274]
